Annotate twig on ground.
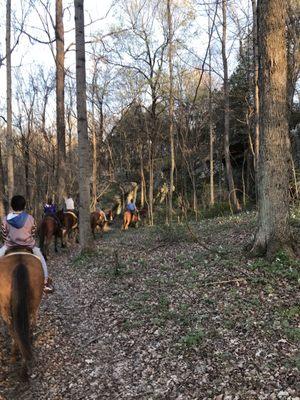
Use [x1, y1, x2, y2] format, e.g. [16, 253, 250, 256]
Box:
[203, 277, 248, 286]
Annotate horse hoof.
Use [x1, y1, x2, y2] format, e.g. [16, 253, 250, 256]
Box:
[20, 366, 29, 382]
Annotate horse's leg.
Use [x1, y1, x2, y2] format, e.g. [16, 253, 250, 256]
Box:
[54, 233, 58, 253]
[44, 237, 49, 260]
[61, 229, 66, 248]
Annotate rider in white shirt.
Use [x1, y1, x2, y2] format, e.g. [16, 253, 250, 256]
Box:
[65, 197, 75, 211]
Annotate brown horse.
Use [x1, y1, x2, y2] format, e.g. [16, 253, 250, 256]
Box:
[0, 251, 44, 379]
[39, 215, 64, 259]
[122, 211, 140, 230]
[56, 210, 78, 246]
[106, 209, 114, 222]
[90, 211, 109, 238]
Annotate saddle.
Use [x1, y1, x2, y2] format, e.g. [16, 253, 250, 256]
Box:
[65, 211, 78, 229]
[5, 247, 33, 255]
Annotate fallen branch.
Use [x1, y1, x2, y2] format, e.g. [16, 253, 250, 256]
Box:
[203, 277, 248, 287]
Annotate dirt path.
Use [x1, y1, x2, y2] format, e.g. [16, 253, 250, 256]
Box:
[0, 215, 299, 399]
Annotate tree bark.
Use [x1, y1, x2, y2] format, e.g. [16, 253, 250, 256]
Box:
[6, 0, 14, 204]
[208, 10, 214, 207]
[56, 0, 66, 205]
[91, 71, 97, 210]
[0, 144, 6, 217]
[221, 0, 241, 212]
[74, 0, 93, 250]
[251, 0, 260, 171]
[167, 0, 175, 224]
[250, 0, 293, 259]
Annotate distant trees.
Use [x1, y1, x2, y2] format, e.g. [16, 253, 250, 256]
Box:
[221, 0, 241, 213]
[1, 0, 299, 238]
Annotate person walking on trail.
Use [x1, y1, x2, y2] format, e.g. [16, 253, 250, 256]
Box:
[126, 198, 138, 215]
[0, 195, 54, 294]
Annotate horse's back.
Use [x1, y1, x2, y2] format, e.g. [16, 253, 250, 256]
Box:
[0, 254, 44, 320]
[40, 215, 57, 234]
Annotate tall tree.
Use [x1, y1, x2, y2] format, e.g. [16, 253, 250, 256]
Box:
[0, 144, 6, 217]
[6, 0, 14, 204]
[250, 0, 293, 258]
[251, 0, 260, 171]
[167, 0, 175, 224]
[221, 0, 241, 212]
[74, 0, 93, 249]
[56, 0, 66, 205]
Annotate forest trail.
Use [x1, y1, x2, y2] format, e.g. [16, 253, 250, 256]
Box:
[0, 214, 299, 400]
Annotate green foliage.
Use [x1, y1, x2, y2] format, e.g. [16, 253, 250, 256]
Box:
[152, 224, 192, 244]
[200, 202, 232, 219]
[180, 329, 205, 348]
[250, 251, 300, 283]
[72, 250, 98, 268]
[281, 320, 300, 342]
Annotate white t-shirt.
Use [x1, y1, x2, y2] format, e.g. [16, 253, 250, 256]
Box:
[65, 198, 75, 210]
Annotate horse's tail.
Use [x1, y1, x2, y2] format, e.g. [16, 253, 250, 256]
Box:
[11, 263, 32, 361]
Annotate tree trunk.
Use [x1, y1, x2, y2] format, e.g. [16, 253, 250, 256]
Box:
[91, 74, 97, 210]
[0, 144, 6, 217]
[148, 143, 154, 226]
[208, 12, 214, 207]
[222, 0, 241, 212]
[251, 0, 260, 171]
[6, 0, 14, 203]
[167, 0, 175, 224]
[250, 0, 293, 259]
[74, 0, 93, 250]
[56, 0, 66, 205]
[139, 147, 146, 208]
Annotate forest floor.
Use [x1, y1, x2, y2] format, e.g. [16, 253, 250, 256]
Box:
[0, 212, 299, 400]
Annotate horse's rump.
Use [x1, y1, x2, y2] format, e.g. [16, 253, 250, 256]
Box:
[0, 254, 44, 375]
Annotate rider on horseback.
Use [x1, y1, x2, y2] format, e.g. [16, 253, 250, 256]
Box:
[44, 197, 61, 226]
[96, 199, 107, 221]
[126, 198, 138, 216]
[0, 195, 54, 293]
[44, 197, 57, 215]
